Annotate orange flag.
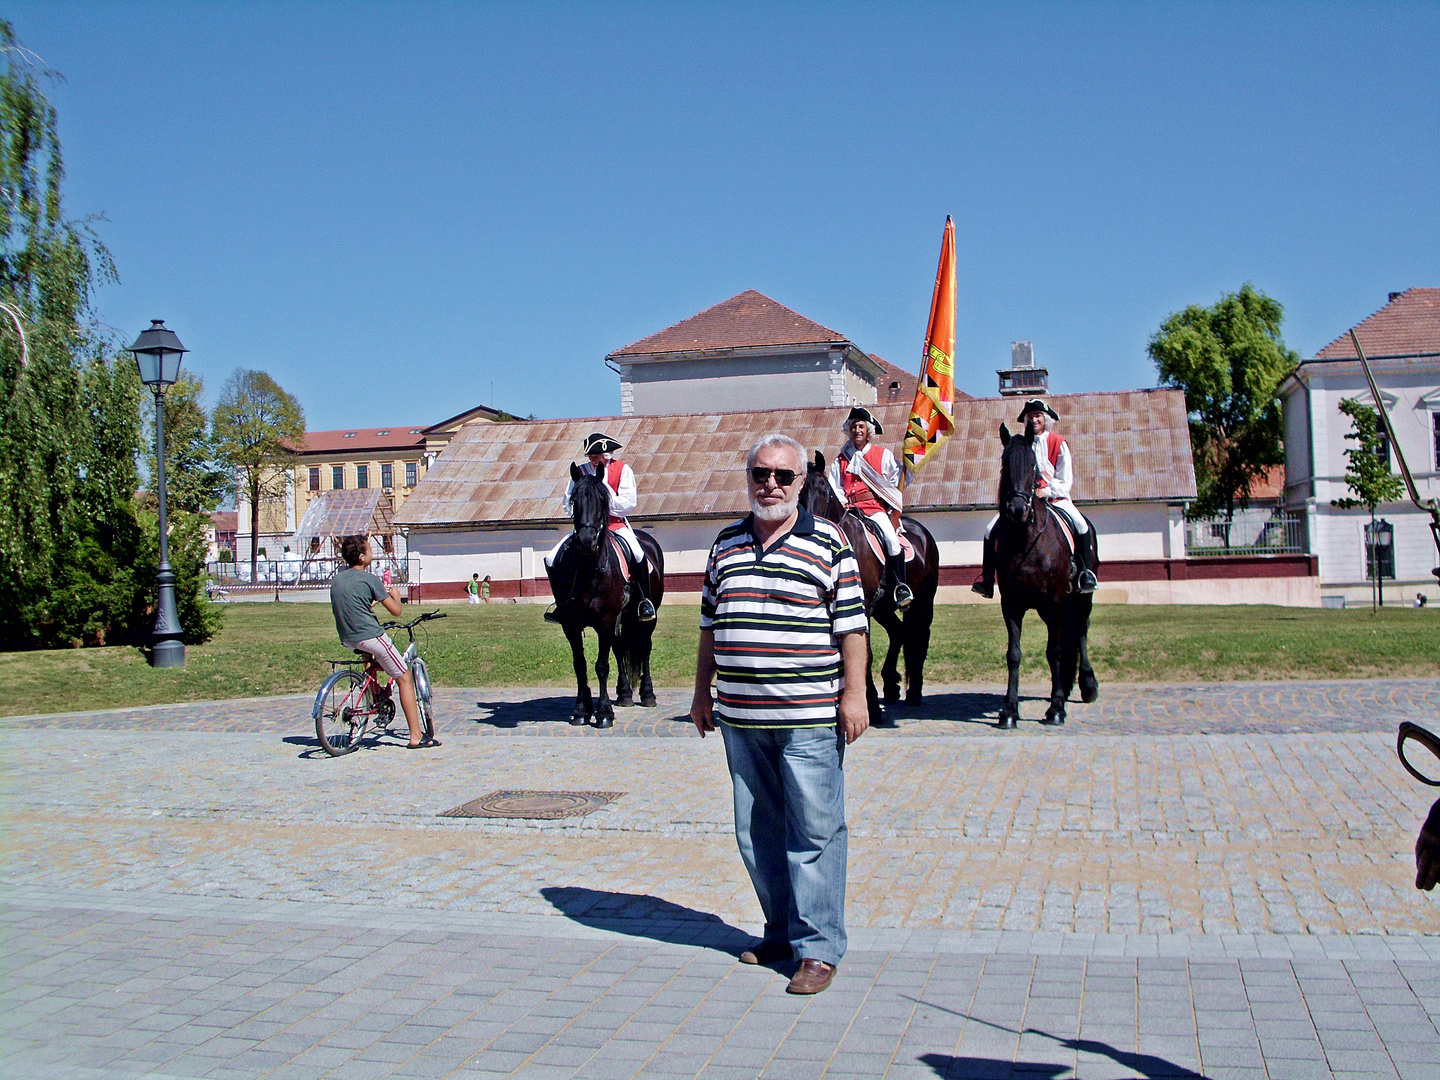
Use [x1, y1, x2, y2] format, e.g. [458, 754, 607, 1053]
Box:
[902, 216, 957, 481]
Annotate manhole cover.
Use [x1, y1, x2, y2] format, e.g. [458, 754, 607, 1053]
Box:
[440, 790, 625, 820]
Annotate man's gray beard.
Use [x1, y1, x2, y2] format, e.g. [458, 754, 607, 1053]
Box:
[750, 493, 799, 522]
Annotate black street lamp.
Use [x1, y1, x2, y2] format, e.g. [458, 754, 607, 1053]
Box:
[130, 320, 188, 668]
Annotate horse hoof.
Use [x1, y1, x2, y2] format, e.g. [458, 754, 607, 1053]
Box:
[1041, 712, 1065, 727]
[593, 715, 614, 729]
[905, 691, 923, 706]
[1080, 678, 1099, 704]
[569, 714, 588, 726]
[883, 688, 901, 706]
[615, 694, 634, 708]
[996, 714, 1018, 730]
[640, 694, 657, 708]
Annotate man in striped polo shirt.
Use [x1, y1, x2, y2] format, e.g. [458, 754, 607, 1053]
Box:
[690, 433, 869, 995]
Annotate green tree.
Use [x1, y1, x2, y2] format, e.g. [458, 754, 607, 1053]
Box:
[1148, 284, 1299, 546]
[144, 371, 228, 514]
[0, 19, 215, 647]
[212, 369, 305, 578]
[1331, 397, 1405, 610]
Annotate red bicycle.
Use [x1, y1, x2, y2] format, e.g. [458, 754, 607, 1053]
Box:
[312, 611, 446, 756]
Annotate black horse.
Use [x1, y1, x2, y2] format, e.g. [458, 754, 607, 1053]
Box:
[801, 451, 941, 725]
[992, 424, 1099, 729]
[545, 463, 665, 727]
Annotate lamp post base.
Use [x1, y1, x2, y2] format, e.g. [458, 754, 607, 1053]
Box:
[151, 638, 186, 668]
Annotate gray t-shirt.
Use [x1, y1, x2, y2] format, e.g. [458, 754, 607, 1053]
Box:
[331, 567, 388, 646]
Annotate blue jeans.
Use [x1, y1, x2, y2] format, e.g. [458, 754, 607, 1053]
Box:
[720, 723, 848, 967]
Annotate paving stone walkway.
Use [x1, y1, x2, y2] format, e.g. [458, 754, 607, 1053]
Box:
[3, 680, 1439, 1078]
[7, 678, 1438, 737]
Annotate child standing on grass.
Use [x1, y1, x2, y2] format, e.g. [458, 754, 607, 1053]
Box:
[481, 575, 491, 603]
[468, 574, 481, 605]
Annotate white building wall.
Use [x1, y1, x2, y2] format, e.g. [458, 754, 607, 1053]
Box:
[1282, 355, 1440, 604]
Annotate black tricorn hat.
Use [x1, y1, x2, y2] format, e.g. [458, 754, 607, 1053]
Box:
[1016, 398, 1059, 422]
[581, 431, 623, 455]
[843, 406, 883, 435]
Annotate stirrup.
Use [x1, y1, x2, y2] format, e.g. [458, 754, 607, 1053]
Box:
[636, 599, 657, 622]
[543, 604, 562, 624]
[971, 575, 994, 599]
[893, 583, 914, 609]
[1077, 570, 1098, 594]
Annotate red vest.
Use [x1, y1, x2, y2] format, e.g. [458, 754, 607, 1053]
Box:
[840, 444, 888, 513]
[1034, 432, 1066, 491]
[603, 459, 626, 529]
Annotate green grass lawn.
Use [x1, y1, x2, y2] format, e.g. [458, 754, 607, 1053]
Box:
[1, 601, 1435, 717]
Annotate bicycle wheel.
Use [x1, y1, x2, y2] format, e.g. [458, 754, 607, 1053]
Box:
[314, 669, 373, 756]
[412, 656, 437, 744]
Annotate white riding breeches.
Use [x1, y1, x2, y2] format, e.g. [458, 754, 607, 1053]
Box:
[543, 524, 645, 568]
[863, 509, 903, 557]
[984, 498, 1088, 539]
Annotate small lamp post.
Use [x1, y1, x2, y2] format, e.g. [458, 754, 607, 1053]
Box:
[130, 320, 188, 668]
[1376, 519, 1394, 608]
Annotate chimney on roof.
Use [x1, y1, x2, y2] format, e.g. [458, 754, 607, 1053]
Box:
[1389, 291, 1403, 303]
[997, 341, 1048, 396]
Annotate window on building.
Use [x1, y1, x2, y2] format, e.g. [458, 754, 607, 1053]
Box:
[1375, 431, 1391, 468]
[405, 461, 417, 487]
[381, 463, 393, 489]
[357, 464, 369, 489]
[332, 465, 344, 490]
[1434, 412, 1440, 470]
[308, 467, 320, 492]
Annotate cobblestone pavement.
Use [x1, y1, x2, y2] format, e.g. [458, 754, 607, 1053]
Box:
[6, 677, 1438, 737]
[3, 681, 1439, 1078]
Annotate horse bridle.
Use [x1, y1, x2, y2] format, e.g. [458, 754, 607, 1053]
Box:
[1398, 721, 1440, 787]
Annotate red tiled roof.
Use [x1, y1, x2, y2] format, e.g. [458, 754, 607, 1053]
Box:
[210, 511, 237, 531]
[1248, 465, 1285, 501]
[1314, 288, 1440, 359]
[292, 427, 429, 454]
[610, 290, 849, 358]
[870, 354, 974, 405]
[395, 390, 1195, 528]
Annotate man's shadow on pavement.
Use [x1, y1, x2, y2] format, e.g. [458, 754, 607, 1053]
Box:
[541, 886, 752, 954]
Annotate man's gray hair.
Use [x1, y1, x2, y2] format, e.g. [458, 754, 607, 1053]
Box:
[746, 433, 806, 471]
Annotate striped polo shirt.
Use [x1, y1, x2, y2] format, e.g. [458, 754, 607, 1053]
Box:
[700, 509, 868, 729]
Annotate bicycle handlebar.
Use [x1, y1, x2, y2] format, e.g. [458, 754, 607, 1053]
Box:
[382, 610, 448, 632]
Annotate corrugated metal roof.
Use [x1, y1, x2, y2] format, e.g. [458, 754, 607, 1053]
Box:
[395, 390, 1196, 528]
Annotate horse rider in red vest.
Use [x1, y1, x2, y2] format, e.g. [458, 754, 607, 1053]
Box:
[972, 398, 1099, 598]
[544, 431, 657, 623]
[826, 406, 914, 609]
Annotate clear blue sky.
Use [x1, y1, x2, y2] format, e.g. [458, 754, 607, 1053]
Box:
[11, 1, 1439, 432]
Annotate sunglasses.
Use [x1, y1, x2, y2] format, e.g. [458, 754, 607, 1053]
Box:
[749, 466, 798, 486]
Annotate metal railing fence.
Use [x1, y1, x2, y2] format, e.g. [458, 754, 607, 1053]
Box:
[1184, 510, 1306, 557]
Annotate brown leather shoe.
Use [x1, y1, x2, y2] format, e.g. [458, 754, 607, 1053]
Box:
[739, 940, 792, 966]
[786, 958, 836, 995]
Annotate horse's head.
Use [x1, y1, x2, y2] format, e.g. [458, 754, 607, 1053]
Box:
[998, 423, 1037, 528]
[569, 461, 608, 554]
[800, 450, 844, 523]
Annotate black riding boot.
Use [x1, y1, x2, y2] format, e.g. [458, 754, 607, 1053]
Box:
[630, 555, 657, 622]
[1075, 528, 1098, 594]
[886, 552, 913, 609]
[971, 533, 996, 598]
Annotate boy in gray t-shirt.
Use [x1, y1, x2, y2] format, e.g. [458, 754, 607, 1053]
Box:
[330, 534, 440, 750]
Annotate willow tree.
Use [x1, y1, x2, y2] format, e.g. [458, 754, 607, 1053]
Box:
[0, 20, 152, 646]
[1148, 284, 1299, 547]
